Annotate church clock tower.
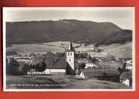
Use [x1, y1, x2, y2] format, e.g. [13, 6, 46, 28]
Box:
[66, 42, 75, 75]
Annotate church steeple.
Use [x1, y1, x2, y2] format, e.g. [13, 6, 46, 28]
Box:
[68, 41, 74, 51]
[66, 41, 75, 75]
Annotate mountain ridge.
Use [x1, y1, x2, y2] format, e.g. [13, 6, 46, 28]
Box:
[6, 19, 132, 45]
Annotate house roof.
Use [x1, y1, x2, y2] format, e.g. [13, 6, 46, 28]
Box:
[120, 71, 132, 80]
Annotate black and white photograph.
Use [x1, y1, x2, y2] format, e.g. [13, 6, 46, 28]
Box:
[3, 7, 135, 91]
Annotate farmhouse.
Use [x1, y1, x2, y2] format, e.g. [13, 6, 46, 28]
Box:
[14, 56, 32, 64]
[85, 63, 97, 69]
[120, 71, 132, 88]
[125, 60, 132, 70]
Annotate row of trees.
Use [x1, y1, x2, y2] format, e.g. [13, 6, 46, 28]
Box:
[7, 52, 65, 75]
[6, 58, 30, 75]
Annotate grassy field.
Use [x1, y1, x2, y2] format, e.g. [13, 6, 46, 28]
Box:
[6, 74, 128, 89]
[7, 41, 132, 59]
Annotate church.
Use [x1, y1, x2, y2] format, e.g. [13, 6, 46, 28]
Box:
[65, 42, 76, 75]
[65, 42, 86, 79]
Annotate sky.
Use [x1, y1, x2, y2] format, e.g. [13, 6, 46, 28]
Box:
[3, 7, 134, 29]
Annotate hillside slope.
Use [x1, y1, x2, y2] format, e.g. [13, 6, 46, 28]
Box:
[100, 42, 132, 58]
[6, 19, 132, 45]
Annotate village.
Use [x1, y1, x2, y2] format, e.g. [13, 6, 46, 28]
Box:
[6, 41, 132, 89]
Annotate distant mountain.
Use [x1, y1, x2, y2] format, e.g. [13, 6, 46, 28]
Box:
[6, 19, 132, 45]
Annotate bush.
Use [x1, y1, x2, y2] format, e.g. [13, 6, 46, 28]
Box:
[21, 63, 30, 74]
[7, 58, 31, 75]
[35, 61, 47, 72]
[79, 63, 85, 69]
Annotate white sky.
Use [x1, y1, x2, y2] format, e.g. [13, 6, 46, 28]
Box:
[3, 7, 134, 29]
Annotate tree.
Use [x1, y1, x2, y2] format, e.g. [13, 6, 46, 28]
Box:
[44, 51, 57, 69]
[90, 57, 98, 63]
[8, 58, 20, 75]
[35, 60, 47, 72]
[21, 63, 30, 74]
[79, 63, 85, 69]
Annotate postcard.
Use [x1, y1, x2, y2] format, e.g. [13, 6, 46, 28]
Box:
[3, 7, 135, 91]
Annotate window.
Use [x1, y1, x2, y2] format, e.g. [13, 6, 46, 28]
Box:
[67, 52, 74, 56]
[67, 52, 70, 56]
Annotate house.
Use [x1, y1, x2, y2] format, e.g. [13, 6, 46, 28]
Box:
[125, 60, 132, 71]
[14, 56, 32, 64]
[75, 71, 86, 80]
[85, 63, 97, 69]
[120, 71, 132, 88]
